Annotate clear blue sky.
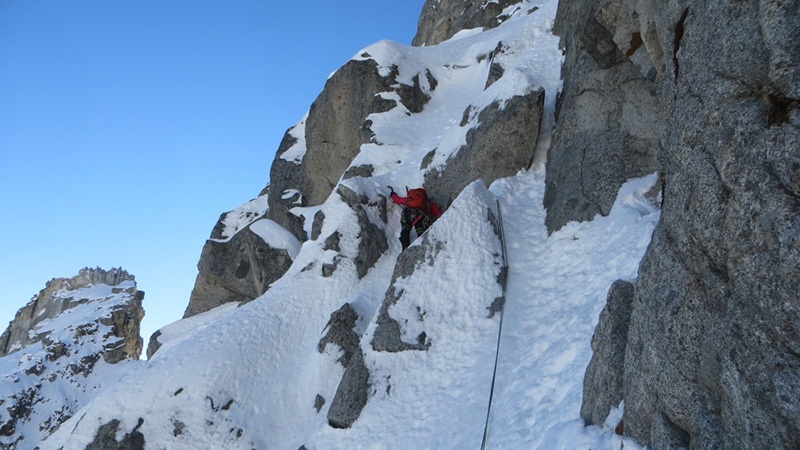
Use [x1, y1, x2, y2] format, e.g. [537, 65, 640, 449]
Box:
[0, 1, 426, 350]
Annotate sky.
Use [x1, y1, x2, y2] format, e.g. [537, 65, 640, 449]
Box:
[0, 0, 426, 350]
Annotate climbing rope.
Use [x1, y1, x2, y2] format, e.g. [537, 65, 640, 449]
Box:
[481, 199, 510, 450]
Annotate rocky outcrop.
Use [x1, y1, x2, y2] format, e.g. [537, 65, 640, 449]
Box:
[564, 0, 800, 447]
[544, 0, 662, 233]
[181, 194, 302, 319]
[425, 89, 544, 208]
[187, 56, 439, 316]
[318, 303, 360, 367]
[413, 0, 523, 46]
[326, 350, 370, 429]
[85, 418, 145, 450]
[185, 225, 295, 318]
[580, 280, 634, 426]
[0, 268, 145, 447]
[266, 58, 425, 243]
[327, 182, 505, 431]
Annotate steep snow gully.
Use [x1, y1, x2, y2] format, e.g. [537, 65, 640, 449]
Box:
[484, 171, 659, 449]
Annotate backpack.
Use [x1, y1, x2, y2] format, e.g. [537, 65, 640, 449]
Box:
[406, 188, 429, 211]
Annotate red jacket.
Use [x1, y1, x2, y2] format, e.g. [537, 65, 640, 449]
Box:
[391, 192, 442, 218]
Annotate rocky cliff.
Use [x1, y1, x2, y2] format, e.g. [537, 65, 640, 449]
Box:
[566, 0, 800, 448]
[0, 267, 144, 448]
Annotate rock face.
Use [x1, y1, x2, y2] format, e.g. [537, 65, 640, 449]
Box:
[544, 0, 662, 233]
[186, 226, 295, 318]
[425, 90, 544, 209]
[185, 0, 551, 325]
[413, 0, 522, 46]
[580, 280, 634, 426]
[183, 197, 299, 318]
[0, 267, 144, 361]
[0, 267, 145, 447]
[265, 58, 422, 243]
[561, 0, 800, 448]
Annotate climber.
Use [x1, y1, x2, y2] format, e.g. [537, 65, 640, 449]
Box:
[388, 186, 442, 251]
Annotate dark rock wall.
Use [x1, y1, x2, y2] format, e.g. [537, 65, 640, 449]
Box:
[560, 0, 800, 448]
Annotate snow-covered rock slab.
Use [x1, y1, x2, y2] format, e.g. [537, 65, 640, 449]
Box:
[313, 181, 506, 448]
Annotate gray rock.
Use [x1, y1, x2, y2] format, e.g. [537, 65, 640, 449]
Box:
[100, 289, 146, 364]
[184, 225, 294, 318]
[0, 269, 145, 446]
[310, 210, 326, 241]
[85, 418, 145, 450]
[326, 349, 370, 429]
[318, 303, 360, 366]
[190, 54, 432, 327]
[0, 267, 144, 360]
[342, 164, 375, 180]
[581, 280, 634, 426]
[265, 59, 399, 243]
[314, 395, 325, 413]
[630, 1, 798, 447]
[371, 235, 442, 353]
[324, 231, 341, 253]
[550, 0, 800, 447]
[425, 90, 543, 209]
[336, 186, 389, 279]
[264, 129, 309, 242]
[413, 0, 523, 47]
[545, 0, 663, 233]
[394, 71, 431, 114]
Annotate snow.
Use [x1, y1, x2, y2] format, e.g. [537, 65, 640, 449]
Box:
[36, 1, 663, 448]
[249, 218, 302, 259]
[212, 195, 270, 242]
[278, 114, 309, 164]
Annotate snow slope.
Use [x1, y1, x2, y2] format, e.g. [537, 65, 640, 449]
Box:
[42, 1, 662, 448]
[485, 171, 659, 449]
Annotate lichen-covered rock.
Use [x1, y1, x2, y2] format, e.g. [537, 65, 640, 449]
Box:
[621, 0, 800, 446]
